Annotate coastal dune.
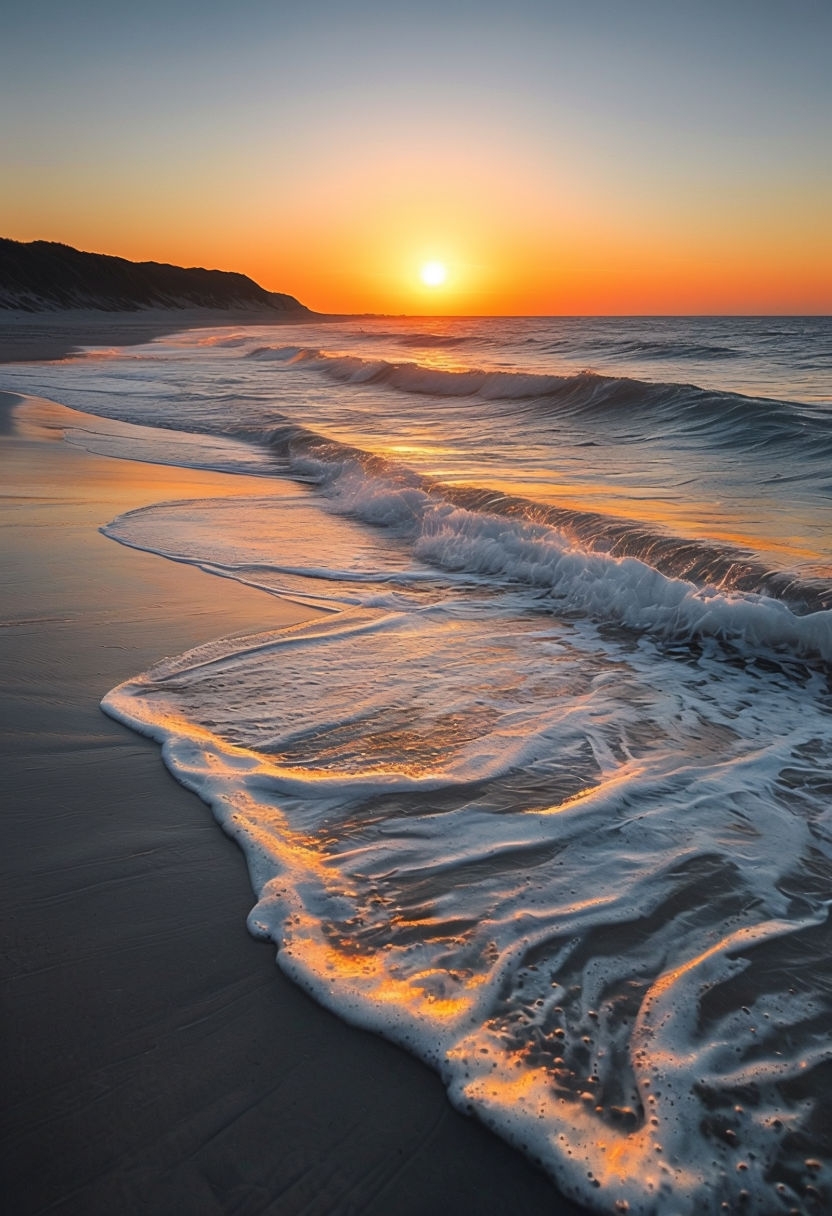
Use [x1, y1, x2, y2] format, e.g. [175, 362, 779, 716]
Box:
[0, 238, 317, 363]
[0, 389, 583, 1215]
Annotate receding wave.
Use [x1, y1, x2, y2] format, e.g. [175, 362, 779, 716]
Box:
[103, 565, 832, 1216]
[8, 318, 832, 1214]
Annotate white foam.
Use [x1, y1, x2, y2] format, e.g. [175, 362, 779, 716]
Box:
[103, 592, 832, 1214]
[6, 319, 832, 1212]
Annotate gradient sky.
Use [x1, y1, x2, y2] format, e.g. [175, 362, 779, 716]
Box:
[2, 0, 829, 314]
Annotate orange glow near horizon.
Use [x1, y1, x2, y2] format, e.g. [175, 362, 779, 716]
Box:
[1, 6, 829, 316]
[1, 112, 828, 318]
[3, 116, 829, 317]
[3, 203, 829, 317]
[2, 129, 829, 316]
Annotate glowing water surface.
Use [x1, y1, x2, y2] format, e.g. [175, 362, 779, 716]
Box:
[3, 316, 831, 1214]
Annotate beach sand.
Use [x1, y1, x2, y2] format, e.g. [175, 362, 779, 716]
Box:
[0, 381, 585, 1214]
[0, 308, 316, 363]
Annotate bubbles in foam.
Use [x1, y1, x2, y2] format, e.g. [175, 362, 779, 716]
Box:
[103, 565, 832, 1214]
[6, 314, 832, 1213]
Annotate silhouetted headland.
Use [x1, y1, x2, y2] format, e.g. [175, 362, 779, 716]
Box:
[0, 238, 320, 361]
[0, 238, 310, 315]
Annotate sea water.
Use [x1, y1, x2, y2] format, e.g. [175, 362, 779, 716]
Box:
[3, 315, 832, 1214]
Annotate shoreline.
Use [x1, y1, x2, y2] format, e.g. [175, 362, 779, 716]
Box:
[0, 307, 322, 364]
[0, 388, 585, 1214]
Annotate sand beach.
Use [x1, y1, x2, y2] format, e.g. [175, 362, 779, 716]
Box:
[0, 308, 311, 364]
[0, 324, 584, 1216]
[3, 3, 827, 1208]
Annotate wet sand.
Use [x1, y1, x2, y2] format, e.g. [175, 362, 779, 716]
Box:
[0, 308, 316, 363]
[0, 388, 585, 1214]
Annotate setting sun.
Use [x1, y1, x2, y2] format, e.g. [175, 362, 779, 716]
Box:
[420, 261, 447, 287]
[2, 4, 831, 1214]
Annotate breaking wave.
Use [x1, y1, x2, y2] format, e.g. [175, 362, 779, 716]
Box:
[151, 418, 832, 663]
[7, 313, 832, 1214]
[246, 345, 832, 463]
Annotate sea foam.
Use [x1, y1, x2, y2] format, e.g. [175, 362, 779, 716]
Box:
[4, 315, 832, 1214]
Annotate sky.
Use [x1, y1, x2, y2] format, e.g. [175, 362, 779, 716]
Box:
[1, 0, 830, 315]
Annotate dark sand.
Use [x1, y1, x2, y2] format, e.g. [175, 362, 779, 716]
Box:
[0, 308, 315, 363]
[0, 387, 586, 1214]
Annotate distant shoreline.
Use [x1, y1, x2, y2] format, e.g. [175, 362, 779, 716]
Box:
[0, 307, 322, 364]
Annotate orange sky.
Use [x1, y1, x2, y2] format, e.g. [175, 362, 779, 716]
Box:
[1, 3, 830, 315]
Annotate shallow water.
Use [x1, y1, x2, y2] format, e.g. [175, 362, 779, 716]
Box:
[3, 315, 831, 1214]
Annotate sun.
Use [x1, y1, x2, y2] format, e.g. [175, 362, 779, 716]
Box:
[420, 260, 447, 287]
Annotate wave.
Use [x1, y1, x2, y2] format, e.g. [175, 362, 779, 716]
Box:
[15, 321, 832, 1214]
[247, 341, 590, 398]
[102, 504, 832, 1215]
[569, 337, 740, 361]
[353, 329, 474, 349]
[254, 422, 832, 664]
[20, 389, 832, 657]
[246, 345, 832, 461]
[440, 484, 832, 613]
[101, 588, 832, 1214]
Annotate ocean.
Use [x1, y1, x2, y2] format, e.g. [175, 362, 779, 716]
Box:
[3, 314, 831, 1215]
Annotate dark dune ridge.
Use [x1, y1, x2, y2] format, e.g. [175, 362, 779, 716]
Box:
[0, 238, 311, 314]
